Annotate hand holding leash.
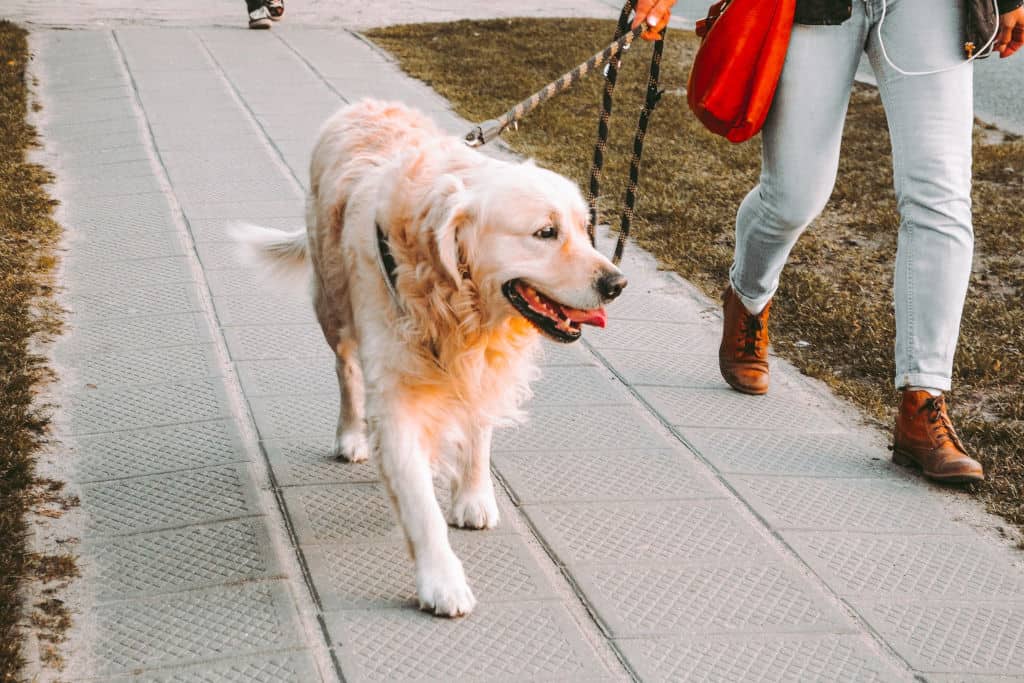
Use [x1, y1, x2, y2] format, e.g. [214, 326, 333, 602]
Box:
[994, 6, 1024, 57]
[631, 0, 676, 40]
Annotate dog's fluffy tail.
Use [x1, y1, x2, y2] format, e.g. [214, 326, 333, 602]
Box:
[230, 223, 310, 281]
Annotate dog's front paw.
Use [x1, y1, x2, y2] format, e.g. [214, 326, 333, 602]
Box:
[449, 485, 500, 530]
[331, 430, 369, 463]
[416, 552, 476, 617]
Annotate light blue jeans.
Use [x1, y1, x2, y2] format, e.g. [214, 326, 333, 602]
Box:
[730, 0, 974, 391]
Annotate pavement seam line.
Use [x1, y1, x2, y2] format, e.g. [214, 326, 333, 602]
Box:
[581, 336, 920, 677]
[108, 28, 340, 683]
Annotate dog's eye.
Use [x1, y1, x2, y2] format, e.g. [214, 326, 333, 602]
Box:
[533, 225, 559, 240]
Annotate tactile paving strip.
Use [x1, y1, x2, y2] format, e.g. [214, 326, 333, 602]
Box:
[617, 633, 909, 682]
[212, 294, 314, 327]
[305, 534, 556, 610]
[858, 601, 1024, 674]
[56, 312, 212, 356]
[68, 378, 231, 435]
[787, 532, 1024, 599]
[247, 394, 337, 438]
[605, 290, 703, 323]
[493, 405, 671, 452]
[65, 256, 196, 293]
[594, 349, 725, 388]
[536, 339, 596, 366]
[639, 386, 846, 431]
[730, 477, 968, 533]
[84, 519, 278, 601]
[574, 561, 851, 637]
[78, 464, 258, 536]
[89, 581, 302, 676]
[683, 428, 892, 477]
[284, 484, 399, 545]
[493, 447, 714, 503]
[328, 602, 609, 682]
[525, 499, 773, 565]
[73, 419, 246, 483]
[67, 283, 203, 322]
[235, 359, 337, 397]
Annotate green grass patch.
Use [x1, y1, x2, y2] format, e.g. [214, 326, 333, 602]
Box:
[368, 19, 1024, 531]
[0, 20, 69, 680]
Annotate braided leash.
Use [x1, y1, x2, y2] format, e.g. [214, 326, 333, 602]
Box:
[464, 2, 665, 266]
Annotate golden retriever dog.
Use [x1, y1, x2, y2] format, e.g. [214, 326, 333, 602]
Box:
[234, 99, 626, 617]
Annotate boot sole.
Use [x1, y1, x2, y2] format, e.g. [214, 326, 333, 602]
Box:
[722, 375, 768, 396]
[892, 448, 984, 484]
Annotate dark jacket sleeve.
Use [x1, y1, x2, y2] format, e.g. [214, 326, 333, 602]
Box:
[998, 0, 1023, 13]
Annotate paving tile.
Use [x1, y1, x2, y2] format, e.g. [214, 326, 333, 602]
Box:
[69, 343, 221, 389]
[63, 172, 162, 198]
[222, 324, 331, 361]
[72, 419, 247, 483]
[173, 179, 301, 208]
[88, 581, 302, 676]
[587, 319, 718, 352]
[639, 386, 847, 431]
[78, 464, 259, 537]
[617, 633, 911, 682]
[64, 255, 196, 293]
[261, 436, 378, 486]
[857, 601, 1024, 675]
[604, 289, 704, 323]
[573, 561, 853, 637]
[101, 651, 320, 683]
[682, 428, 893, 477]
[66, 283, 203, 322]
[57, 312, 212, 356]
[188, 215, 303, 242]
[305, 534, 556, 610]
[493, 405, 671, 452]
[195, 239, 253, 270]
[538, 338, 597, 365]
[248, 393, 336, 438]
[235, 359, 336, 397]
[524, 499, 773, 566]
[204, 267, 288, 297]
[58, 144, 152, 169]
[67, 378, 232, 435]
[61, 194, 176, 237]
[328, 602, 609, 682]
[212, 293, 315, 326]
[526, 365, 632, 407]
[62, 230, 188, 262]
[786, 532, 1024, 600]
[731, 476, 969, 533]
[594, 349, 724, 388]
[493, 447, 714, 503]
[83, 518, 279, 601]
[183, 199, 304, 221]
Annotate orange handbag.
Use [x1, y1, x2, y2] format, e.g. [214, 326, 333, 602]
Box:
[687, 0, 796, 143]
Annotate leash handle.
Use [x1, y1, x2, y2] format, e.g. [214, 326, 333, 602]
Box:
[464, 23, 644, 147]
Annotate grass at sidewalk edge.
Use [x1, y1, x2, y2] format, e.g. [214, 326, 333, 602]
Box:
[368, 19, 1024, 535]
[0, 21, 76, 681]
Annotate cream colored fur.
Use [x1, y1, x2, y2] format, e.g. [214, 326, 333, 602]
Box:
[233, 99, 622, 617]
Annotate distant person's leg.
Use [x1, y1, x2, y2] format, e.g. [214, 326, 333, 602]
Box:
[246, 0, 272, 29]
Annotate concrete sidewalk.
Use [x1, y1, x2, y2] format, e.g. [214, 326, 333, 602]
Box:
[17, 9, 1024, 683]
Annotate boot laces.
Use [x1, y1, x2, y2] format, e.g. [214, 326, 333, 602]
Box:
[922, 396, 965, 452]
[738, 312, 765, 357]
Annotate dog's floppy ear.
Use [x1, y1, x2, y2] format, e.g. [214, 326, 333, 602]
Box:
[428, 174, 468, 284]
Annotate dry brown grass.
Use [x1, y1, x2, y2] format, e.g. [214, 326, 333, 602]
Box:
[368, 18, 1024, 531]
[0, 19, 71, 681]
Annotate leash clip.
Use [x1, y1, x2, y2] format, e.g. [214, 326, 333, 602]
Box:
[464, 118, 504, 147]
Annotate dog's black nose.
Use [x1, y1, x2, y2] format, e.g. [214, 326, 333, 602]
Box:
[597, 271, 628, 302]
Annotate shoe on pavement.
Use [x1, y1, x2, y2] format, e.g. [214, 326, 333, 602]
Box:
[718, 286, 770, 395]
[267, 0, 285, 19]
[892, 389, 984, 483]
[248, 5, 273, 28]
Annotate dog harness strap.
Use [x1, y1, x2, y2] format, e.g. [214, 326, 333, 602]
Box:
[375, 223, 402, 309]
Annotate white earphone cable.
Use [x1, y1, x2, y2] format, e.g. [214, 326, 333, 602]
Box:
[876, 0, 1001, 76]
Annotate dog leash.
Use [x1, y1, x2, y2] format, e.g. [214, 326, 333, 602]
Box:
[464, 1, 665, 266]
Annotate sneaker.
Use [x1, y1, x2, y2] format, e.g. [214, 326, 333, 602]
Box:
[248, 5, 273, 29]
[267, 0, 285, 20]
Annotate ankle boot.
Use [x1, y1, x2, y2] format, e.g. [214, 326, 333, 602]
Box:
[893, 390, 984, 483]
[718, 287, 770, 395]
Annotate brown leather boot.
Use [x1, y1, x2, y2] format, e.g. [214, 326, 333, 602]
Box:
[892, 390, 984, 483]
[718, 287, 770, 395]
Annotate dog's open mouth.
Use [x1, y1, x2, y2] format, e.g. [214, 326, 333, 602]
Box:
[502, 280, 606, 343]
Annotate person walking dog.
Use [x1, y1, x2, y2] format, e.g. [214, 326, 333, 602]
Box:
[634, 0, 1024, 483]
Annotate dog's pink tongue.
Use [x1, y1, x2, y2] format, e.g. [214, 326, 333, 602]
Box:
[563, 306, 607, 328]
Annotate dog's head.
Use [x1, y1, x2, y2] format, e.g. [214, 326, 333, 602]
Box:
[426, 159, 627, 343]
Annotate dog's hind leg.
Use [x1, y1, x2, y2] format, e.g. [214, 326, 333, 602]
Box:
[375, 401, 476, 617]
[330, 336, 369, 463]
[448, 423, 500, 530]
